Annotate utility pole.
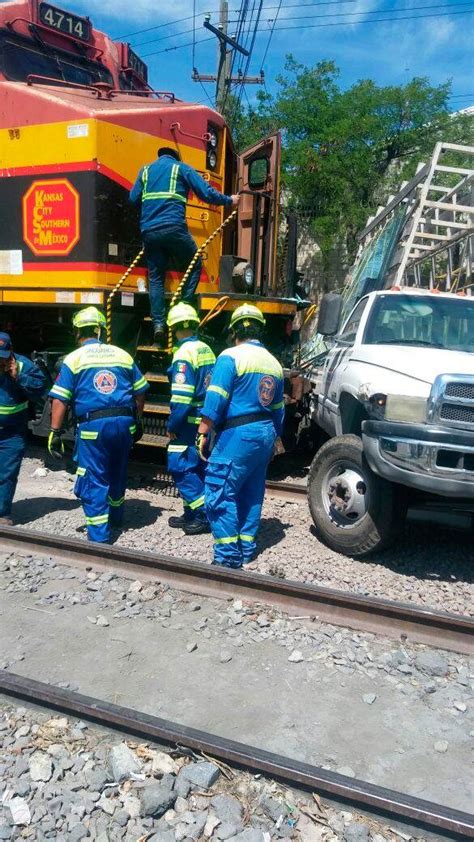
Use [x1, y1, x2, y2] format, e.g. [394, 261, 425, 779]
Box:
[192, 0, 264, 114]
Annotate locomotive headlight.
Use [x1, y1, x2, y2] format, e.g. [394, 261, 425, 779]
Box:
[244, 265, 254, 289]
[208, 129, 218, 148]
[207, 149, 218, 170]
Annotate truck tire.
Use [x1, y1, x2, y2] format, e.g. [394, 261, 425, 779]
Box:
[308, 434, 399, 557]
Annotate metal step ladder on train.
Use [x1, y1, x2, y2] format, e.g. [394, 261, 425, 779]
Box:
[355, 141, 473, 292]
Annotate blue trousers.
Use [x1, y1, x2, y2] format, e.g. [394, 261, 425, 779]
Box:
[142, 223, 203, 329]
[0, 428, 26, 518]
[168, 445, 207, 521]
[205, 422, 276, 567]
[73, 417, 134, 542]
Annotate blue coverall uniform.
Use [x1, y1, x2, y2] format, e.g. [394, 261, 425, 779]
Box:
[202, 341, 285, 567]
[167, 336, 215, 523]
[129, 154, 232, 330]
[0, 356, 47, 518]
[50, 340, 149, 542]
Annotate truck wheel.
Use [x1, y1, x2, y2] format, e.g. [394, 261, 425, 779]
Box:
[308, 434, 398, 557]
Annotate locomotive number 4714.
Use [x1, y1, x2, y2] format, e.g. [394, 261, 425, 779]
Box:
[39, 2, 91, 41]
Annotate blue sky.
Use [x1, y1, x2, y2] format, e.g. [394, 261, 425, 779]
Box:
[5, 0, 473, 109]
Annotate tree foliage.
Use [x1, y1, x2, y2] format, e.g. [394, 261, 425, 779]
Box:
[227, 59, 473, 264]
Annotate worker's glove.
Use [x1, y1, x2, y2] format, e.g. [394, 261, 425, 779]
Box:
[133, 419, 144, 444]
[196, 431, 211, 462]
[48, 428, 65, 461]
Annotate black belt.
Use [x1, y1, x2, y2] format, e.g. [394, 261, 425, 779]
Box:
[223, 412, 271, 431]
[77, 407, 134, 424]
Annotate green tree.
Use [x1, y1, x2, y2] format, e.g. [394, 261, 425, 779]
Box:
[227, 59, 473, 271]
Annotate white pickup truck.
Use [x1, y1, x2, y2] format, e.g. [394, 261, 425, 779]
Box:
[308, 287, 474, 557]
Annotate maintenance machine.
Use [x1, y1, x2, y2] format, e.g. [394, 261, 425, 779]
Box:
[0, 0, 303, 448]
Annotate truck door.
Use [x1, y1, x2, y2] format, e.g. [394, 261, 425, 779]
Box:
[237, 133, 281, 296]
[319, 296, 370, 435]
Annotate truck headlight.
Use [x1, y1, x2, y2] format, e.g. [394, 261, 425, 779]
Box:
[385, 395, 427, 423]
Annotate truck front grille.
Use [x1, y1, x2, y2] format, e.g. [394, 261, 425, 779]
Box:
[429, 374, 474, 431]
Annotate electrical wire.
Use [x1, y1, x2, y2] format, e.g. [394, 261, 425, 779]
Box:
[260, 0, 282, 69]
[192, 0, 196, 71]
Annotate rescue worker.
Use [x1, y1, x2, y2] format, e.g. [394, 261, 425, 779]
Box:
[129, 147, 240, 347]
[167, 303, 215, 534]
[197, 305, 285, 568]
[0, 333, 48, 525]
[48, 307, 149, 543]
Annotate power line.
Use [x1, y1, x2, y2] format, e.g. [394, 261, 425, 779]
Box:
[260, 0, 282, 68]
[142, 8, 473, 56]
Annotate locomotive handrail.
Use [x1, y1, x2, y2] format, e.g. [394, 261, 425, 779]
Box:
[6, 17, 104, 59]
[26, 74, 102, 95]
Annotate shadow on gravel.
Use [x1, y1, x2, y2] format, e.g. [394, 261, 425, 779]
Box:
[309, 521, 474, 586]
[13, 496, 80, 523]
[120, 498, 163, 529]
[257, 517, 290, 552]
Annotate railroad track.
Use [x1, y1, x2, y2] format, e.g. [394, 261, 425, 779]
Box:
[1, 526, 472, 654]
[0, 671, 472, 839]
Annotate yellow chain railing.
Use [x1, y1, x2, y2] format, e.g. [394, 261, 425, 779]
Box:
[106, 248, 144, 344]
[167, 206, 238, 352]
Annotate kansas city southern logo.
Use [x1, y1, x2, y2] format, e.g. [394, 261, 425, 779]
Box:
[258, 375, 275, 407]
[22, 178, 80, 256]
[93, 370, 117, 395]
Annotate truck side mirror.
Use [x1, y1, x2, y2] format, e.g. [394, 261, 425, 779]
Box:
[317, 293, 343, 336]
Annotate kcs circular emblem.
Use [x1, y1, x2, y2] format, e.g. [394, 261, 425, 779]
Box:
[93, 370, 117, 395]
[258, 375, 275, 407]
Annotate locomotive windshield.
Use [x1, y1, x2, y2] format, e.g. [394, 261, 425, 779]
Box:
[0, 30, 114, 87]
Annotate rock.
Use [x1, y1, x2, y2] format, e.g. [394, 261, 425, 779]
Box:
[362, 693, 376, 705]
[257, 614, 270, 627]
[211, 795, 243, 826]
[186, 642, 198, 653]
[454, 701, 467, 712]
[260, 795, 285, 821]
[434, 740, 449, 753]
[188, 810, 209, 840]
[114, 808, 130, 827]
[343, 822, 370, 842]
[98, 793, 116, 816]
[29, 752, 53, 782]
[141, 780, 176, 818]
[8, 796, 31, 826]
[122, 795, 140, 818]
[108, 742, 141, 782]
[288, 650, 304, 663]
[296, 816, 326, 842]
[220, 651, 233, 663]
[179, 761, 220, 791]
[32, 467, 49, 478]
[152, 752, 179, 776]
[85, 766, 109, 791]
[174, 797, 189, 815]
[148, 832, 176, 842]
[228, 830, 265, 842]
[129, 580, 142, 593]
[217, 823, 244, 840]
[174, 775, 191, 799]
[87, 615, 97, 624]
[68, 823, 89, 841]
[96, 615, 109, 627]
[415, 651, 448, 677]
[205, 815, 221, 838]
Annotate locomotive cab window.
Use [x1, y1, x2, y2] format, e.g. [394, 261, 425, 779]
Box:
[0, 32, 113, 87]
[249, 156, 269, 190]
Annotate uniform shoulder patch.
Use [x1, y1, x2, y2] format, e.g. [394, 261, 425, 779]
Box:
[174, 373, 186, 384]
[93, 370, 117, 395]
[258, 375, 276, 407]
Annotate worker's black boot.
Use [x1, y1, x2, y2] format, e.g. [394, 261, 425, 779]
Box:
[168, 514, 187, 529]
[183, 517, 211, 535]
[154, 327, 166, 347]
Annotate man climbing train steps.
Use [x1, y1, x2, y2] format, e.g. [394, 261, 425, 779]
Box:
[130, 147, 240, 347]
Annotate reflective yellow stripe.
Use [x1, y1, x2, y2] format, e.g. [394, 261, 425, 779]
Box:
[75, 467, 86, 476]
[63, 344, 134, 375]
[172, 383, 195, 393]
[223, 345, 283, 378]
[0, 402, 28, 415]
[85, 514, 109, 525]
[133, 377, 148, 391]
[129, 424, 137, 434]
[240, 534, 255, 542]
[215, 535, 239, 545]
[270, 401, 284, 410]
[208, 385, 229, 399]
[80, 430, 99, 440]
[189, 495, 205, 510]
[50, 385, 72, 400]
[173, 341, 216, 369]
[108, 495, 125, 507]
[187, 416, 201, 424]
[168, 444, 187, 452]
[171, 395, 192, 405]
[74, 362, 133, 373]
[142, 192, 186, 202]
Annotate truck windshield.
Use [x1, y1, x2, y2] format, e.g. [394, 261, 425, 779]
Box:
[0, 31, 113, 87]
[364, 294, 474, 353]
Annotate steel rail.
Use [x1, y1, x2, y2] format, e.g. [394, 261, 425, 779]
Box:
[0, 671, 472, 839]
[265, 479, 307, 500]
[1, 526, 472, 653]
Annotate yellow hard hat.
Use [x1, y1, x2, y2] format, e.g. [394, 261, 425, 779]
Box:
[167, 302, 200, 329]
[229, 304, 266, 329]
[72, 306, 106, 329]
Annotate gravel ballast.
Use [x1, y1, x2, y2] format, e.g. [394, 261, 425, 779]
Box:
[10, 456, 474, 616]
